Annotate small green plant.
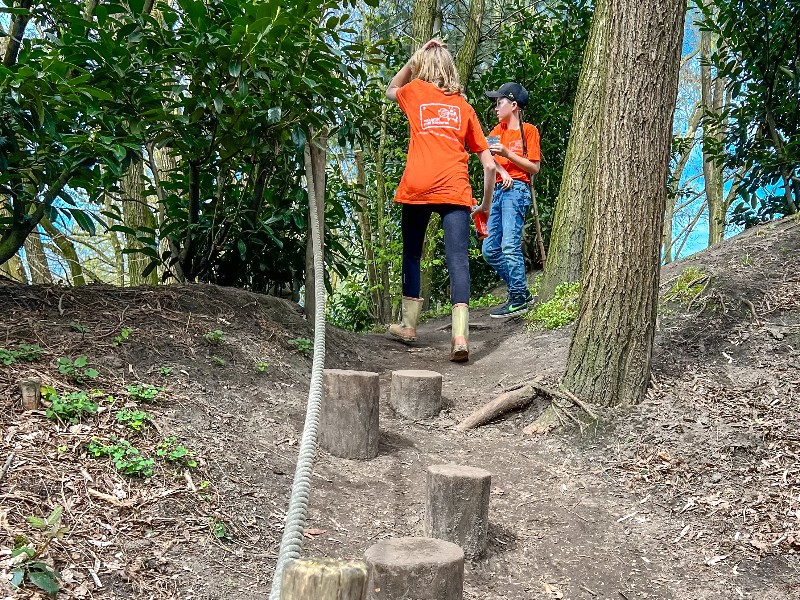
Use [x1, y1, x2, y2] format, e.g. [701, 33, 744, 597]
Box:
[208, 516, 231, 541]
[57, 355, 99, 383]
[663, 266, 706, 303]
[10, 507, 67, 597]
[288, 337, 313, 356]
[113, 327, 133, 347]
[256, 361, 269, 373]
[159, 366, 173, 376]
[68, 322, 90, 334]
[526, 282, 581, 329]
[211, 355, 226, 366]
[156, 436, 197, 468]
[203, 329, 225, 344]
[740, 253, 753, 267]
[116, 408, 152, 432]
[126, 383, 163, 402]
[0, 343, 44, 366]
[45, 390, 100, 424]
[87, 438, 154, 477]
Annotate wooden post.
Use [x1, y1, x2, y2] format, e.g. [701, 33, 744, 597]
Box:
[424, 464, 491, 557]
[364, 537, 463, 600]
[389, 370, 442, 419]
[19, 378, 41, 411]
[320, 369, 380, 459]
[281, 558, 367, 600]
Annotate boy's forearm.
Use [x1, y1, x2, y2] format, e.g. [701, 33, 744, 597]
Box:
[504, 152, 540, 175]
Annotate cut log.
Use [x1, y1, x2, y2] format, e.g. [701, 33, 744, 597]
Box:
[390, 370, 442, 420]
[455, 384, 538, 431]
[320, 369, 380, 459]
[281, 557, 368, 600]
[19, 378, 41, 411]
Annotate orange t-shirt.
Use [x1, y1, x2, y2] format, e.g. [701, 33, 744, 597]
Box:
[488, 121, 541, 184]
[394, 79, 488, 207]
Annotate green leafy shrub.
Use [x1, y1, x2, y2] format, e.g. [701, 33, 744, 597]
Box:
[156, 436, 197, 468]
[0, 343, 44, 366]
[526, 282, 580, 329]
[113, 327, 133, 347]
[87, 438, 154, 477]
[288, 337, 313, 356]
[116, 408, 152, 432]
[45, 390, 101, 424]
[10, 507, 66, 597]
[126, 383, 163, 402]
[57, 355, 98, 383]
[663, 266, 706, 303]
[256, 361, 269, 373]
[203, 329, 225, 344]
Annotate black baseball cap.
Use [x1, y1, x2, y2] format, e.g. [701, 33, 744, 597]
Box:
[485, 82, 529, 108]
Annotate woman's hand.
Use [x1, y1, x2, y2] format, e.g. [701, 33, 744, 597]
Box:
[472, 201, 491, 216]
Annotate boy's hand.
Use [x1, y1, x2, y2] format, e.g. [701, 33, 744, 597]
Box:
[488, 142, 509, 158]
[498, 169, 514, 190]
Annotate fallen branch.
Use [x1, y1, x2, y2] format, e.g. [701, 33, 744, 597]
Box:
[0, 452, 15, 486]
[455, 379, 542, 431]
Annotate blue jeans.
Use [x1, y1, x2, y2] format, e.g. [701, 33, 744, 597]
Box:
[401, 203, 471, 305]
[481, 181, 531, 300]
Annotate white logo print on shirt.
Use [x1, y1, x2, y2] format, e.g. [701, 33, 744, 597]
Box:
[420, 103, 462, 130]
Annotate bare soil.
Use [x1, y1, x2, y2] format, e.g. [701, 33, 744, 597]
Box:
[1, 217, 799, 599]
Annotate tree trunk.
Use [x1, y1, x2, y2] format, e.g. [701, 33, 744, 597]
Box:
[700, 24, 726, 245]
[24, 227, 52, 284]
[372, 105, 392, 322]
[40, 217, 86, 286]
[1, 0, 34, 68]
[538, 0, 608, 302]
[304, 131, 327, 322]
[121, 157, 159, 285]
[455, 0, 485, 86]
[563, 0, 686, 407]
[411, 0, 437, 48]
[0, 253, 26, 282]
[355, 149, 385, 324]
[664, 101, 702, 263]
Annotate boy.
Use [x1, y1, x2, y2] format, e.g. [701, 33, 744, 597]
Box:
[483, 82, 541, 318]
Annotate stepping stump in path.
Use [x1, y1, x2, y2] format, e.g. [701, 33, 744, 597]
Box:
[389, 369, 442, 420]
[424, 464, 492, 557]
[319, 369, 380, 459]
[364, 536, 463, 600]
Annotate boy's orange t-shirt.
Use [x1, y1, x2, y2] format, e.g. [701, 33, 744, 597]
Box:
[488, 121, 541, 184]
[395, 79, 488, 207]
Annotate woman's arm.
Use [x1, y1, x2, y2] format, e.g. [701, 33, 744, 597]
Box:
[474, 149, 496, 214]
[386, 61, 413, 102]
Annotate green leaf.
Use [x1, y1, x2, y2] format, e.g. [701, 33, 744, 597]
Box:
[213, 95, 224, 113]
[26, 516, 46, 529]
[228, 62, 242, 78]
[267, 107, 281, 123]
[74, 355, 88, 368]
[237, 240, 246, 258]
[28, 569, 60, 596]
[11, 568, 24, 587]
[70, 209, 96, 236]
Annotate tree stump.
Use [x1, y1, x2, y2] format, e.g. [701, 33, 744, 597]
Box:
[281, 557, 368, 600]
[364, 537, 463, 600]
[320, 369, 379, 459]
[19, 378, 41, 411]
[424, 464, 491, 557]
[389, 370, 442, 419]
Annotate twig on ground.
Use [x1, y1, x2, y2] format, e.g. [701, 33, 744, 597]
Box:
[0, 451, 15, 486]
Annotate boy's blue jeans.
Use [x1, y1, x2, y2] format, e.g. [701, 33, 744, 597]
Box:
[481, 180, 531, 301]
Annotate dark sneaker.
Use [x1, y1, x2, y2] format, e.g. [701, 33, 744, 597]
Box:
[490, 296, 531, 319]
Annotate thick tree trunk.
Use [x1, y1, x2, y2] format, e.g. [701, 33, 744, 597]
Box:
[455, 0, 485, 86]
[700, 25, 727, 245]
[24, 227, 52, 284]
[563, 0, 686, 407]
[539, 0, 608, 302]
[121, 157, 159, 285]
[1, 0, 34, 68]
[40, 217, 86, 286]
[304, 131, 327, 322]
[410, 0, 437, 48]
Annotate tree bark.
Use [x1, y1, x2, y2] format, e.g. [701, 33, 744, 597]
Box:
[304, 131, 327, 322]
[700, 22, 727, 245]
[40, 216, 86, 286]
[354, 149, 385, 323]
[24, 227, 52, 284]
[410, 0, 437, 49]
[121, 157, 159, 285]
[1, 0, 34, 68]
[539, 0, 608, 302]
[454, 0, 485, 86]
[563, 0, 686, 407]
[370, 105, 392, 322]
